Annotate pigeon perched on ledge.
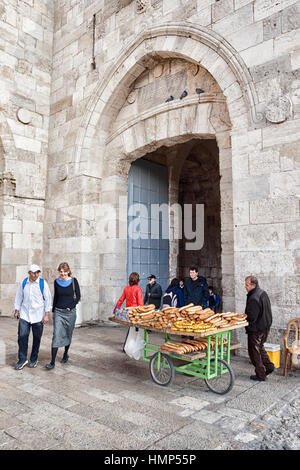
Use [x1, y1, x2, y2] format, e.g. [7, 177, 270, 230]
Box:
[196, 88, 205, 94]
[180, 90, 188, 99]
[166, 95, 174, 102]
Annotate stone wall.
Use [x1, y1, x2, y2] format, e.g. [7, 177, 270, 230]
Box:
[0, 0, 53, 314]
[0, 0, 299, 355]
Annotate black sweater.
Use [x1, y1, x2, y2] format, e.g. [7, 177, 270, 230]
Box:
[52, 278, 81, 312]
[245, 287, 272, 334]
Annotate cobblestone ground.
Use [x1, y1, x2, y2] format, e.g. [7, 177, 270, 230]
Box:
[0, 317, 299, 450]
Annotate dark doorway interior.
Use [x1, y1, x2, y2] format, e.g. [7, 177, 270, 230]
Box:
[131, 138, 222, 303]
[178, 139, 221, 297]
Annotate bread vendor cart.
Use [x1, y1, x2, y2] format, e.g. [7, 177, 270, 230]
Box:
[109, 315, 248, 395]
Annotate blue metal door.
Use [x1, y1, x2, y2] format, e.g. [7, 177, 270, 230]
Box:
[127, 159, 169, 302]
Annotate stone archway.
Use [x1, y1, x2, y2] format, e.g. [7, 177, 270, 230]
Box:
[66, 22, 257, 320]
[95, 56, 234, 317]
[74, 22, 262, 178]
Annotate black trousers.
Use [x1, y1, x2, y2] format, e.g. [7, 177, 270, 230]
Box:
[18, 319, 43, 363]
[247, 330, 274, 380]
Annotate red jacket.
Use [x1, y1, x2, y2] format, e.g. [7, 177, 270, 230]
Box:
[115, 284, 144, 310]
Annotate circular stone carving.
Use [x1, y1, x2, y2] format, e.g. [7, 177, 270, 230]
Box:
[127, 91, 136, 104]
[57, 164, 68, 181]
[265, 96, 291, 123]
[17, 108, 32, 124]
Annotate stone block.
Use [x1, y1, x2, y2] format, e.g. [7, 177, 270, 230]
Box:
[285, 221, 300, 250]
[274, 27, 300, 57]
[254, 0, 297, 22]
[240, 38, 274, 67]
[234, 251, 295, 276]
[212, 0, 234, 23]
[249, 149, 280, 176]
[2, 219, 22, 234]
[13, 135, 42, 154]
[235, 223, 285, 252]
[250, 198, 299, 224]
[228, 21, 263, 52]
[250, 55, 291, 84]
[262, 120, 300, 148]
[1, 248, 28, 265]
[282, 3, 300, 34]
[270, 170, 300, 198]
[234, 175, 270, 202]
[212, 3, 253, 37]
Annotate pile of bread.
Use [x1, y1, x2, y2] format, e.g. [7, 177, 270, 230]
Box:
[124, 303, 247, 332]
[161, 337, 228, 355]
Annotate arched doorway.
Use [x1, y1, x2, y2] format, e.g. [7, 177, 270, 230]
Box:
[126, 136, 222, 308]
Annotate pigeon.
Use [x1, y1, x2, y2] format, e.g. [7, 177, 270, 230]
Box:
[180, 90, 188, 99]
[166, 95, 174, 102]
[196, 88, 205, 94]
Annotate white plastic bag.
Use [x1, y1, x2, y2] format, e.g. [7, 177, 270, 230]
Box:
[124, 327, 145, 360]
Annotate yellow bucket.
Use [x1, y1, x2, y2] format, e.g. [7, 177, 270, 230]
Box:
[265, 343, 280, 368]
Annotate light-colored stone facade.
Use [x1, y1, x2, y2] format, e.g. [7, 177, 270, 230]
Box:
[0, 0, 299, 351]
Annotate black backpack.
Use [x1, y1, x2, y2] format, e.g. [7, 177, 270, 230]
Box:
[162, 291, 178, 308]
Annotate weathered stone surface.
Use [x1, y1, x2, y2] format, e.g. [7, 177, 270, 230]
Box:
[0, 0, 299, 353]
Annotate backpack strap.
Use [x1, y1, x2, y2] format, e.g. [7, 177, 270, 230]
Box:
[39, 278, 45, 299]
[22, 277, 45, 299]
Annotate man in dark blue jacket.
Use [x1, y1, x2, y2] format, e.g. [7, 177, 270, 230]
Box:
[183, 266, 209, 308]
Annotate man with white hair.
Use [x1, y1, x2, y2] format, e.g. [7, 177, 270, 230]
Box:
[14, 264, 52, 370]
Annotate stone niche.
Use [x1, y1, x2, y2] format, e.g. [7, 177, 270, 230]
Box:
[112, 58, 223, 132]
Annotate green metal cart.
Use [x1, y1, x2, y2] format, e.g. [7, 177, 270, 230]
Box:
[110, 317, 248, 395]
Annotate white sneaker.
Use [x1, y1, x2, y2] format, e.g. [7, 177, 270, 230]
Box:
[15, 360, 28, 370]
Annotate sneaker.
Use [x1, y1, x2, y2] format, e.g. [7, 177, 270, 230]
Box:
[28, 360, 38, 368]
[45, 363, 55, 370]
[250, 374, 267, 382]
[61, 355, 69, 364]
[15, 360, 28, 370]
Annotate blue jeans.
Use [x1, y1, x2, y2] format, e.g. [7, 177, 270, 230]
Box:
[18, 319, 44, 363]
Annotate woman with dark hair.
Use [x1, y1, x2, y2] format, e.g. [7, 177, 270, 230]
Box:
[114, 272, 144, 353]
[114, 272, 144, 311]
[46, 262, 81, 370]
[162, 278, 185, 308]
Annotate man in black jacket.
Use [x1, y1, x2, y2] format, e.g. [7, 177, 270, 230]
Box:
[144, 275, 162, 310]
[245, 275, 274, 381]
[183, 266, 209, 308]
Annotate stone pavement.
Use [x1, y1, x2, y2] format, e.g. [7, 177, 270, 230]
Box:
[0, 317, 299, 450]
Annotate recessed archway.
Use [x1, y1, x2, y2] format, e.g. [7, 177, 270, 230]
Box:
[64, 21, 258, 319]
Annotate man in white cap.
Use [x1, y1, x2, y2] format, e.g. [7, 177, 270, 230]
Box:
[14, 264, 52, 370]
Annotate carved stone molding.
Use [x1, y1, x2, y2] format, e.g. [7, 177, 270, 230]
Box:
[75, 22, 264, 168]
[17, 108, 32, 125]
[136, 0, 148, 14]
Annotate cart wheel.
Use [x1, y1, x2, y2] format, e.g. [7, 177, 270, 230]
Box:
[149, 352, 174, 386]
[204, 358, 235, 395]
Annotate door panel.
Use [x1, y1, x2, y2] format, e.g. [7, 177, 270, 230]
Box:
[128, 159, 169, 300]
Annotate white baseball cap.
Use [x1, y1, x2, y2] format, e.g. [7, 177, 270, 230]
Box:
[28, 264, 41, 273]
